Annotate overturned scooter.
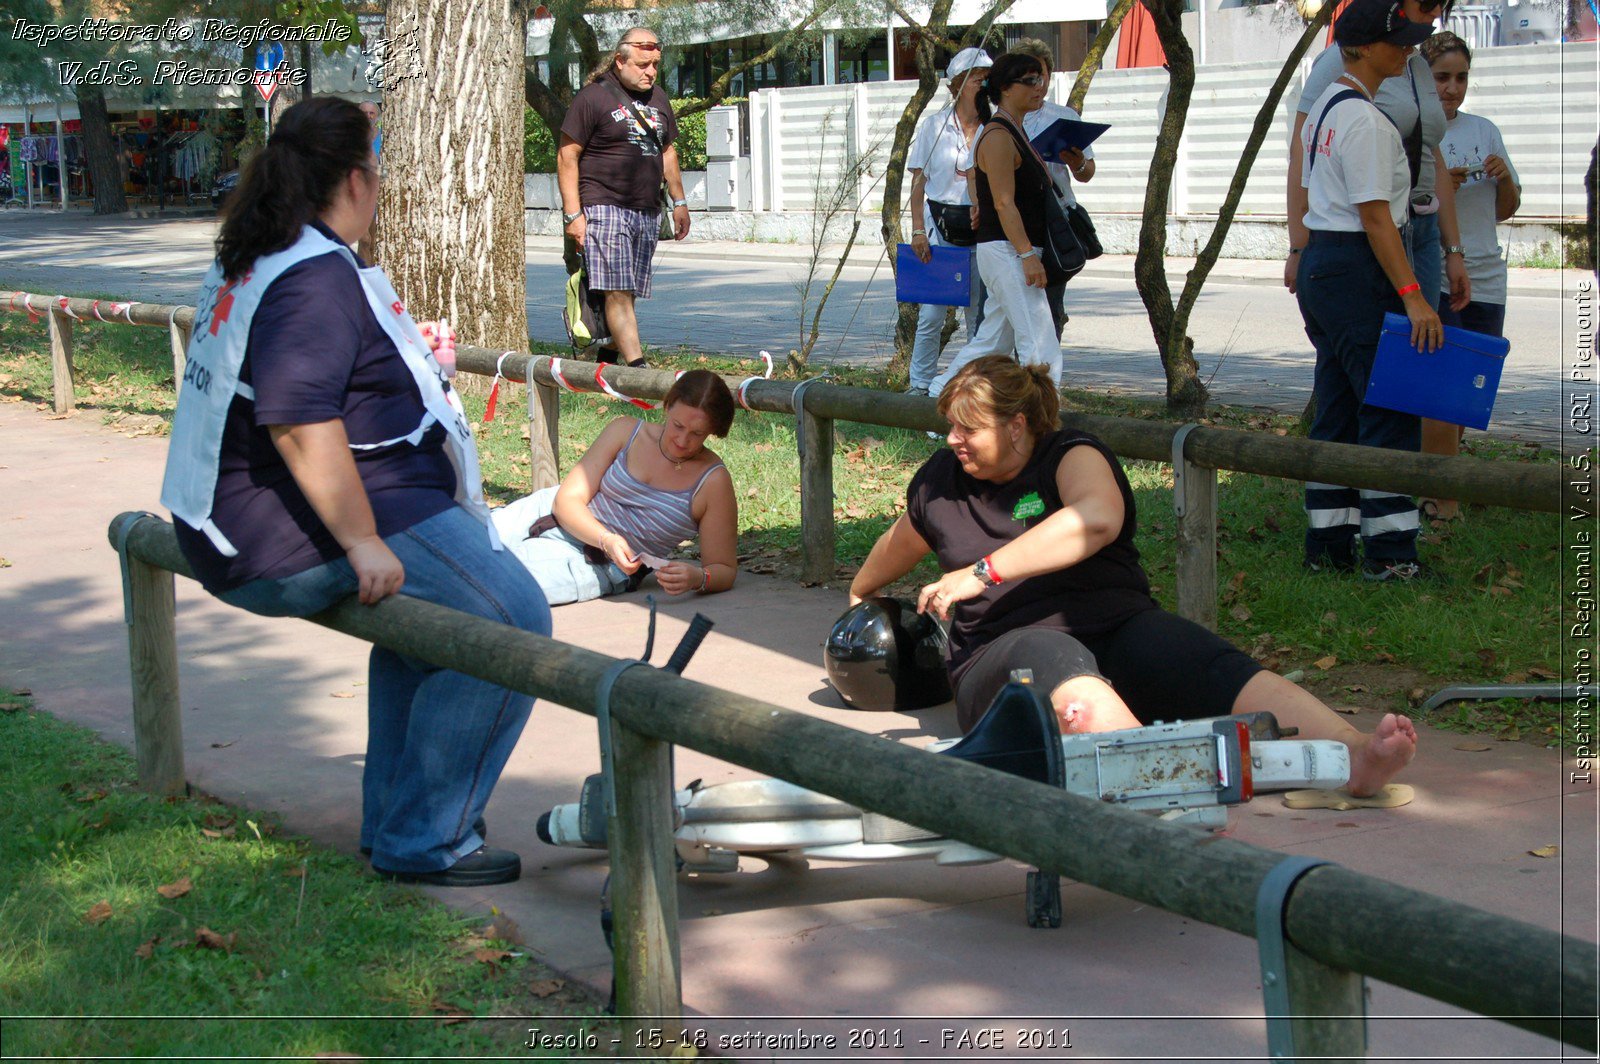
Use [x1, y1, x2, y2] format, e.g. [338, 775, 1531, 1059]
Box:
[537, 670, 1350, 927]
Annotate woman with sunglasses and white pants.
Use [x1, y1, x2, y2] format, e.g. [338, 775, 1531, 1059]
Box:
[929, 52, 1061, 397]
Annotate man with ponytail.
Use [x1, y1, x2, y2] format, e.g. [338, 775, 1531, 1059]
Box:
[163, 97, 551, 888]
[852, 355, 1417, 798]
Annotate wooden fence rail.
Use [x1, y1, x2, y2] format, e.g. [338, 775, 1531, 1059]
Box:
[10, 289, 1566, 629]
[108, 511, 1598, 1056]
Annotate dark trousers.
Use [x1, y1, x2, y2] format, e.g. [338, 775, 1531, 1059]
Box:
[1438, 298, 1506, 338]
[1295, 231, 1421, 566]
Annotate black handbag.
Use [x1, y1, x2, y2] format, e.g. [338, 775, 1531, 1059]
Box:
[1038, 174, 1085, 286]
[927, 199, 977, 247]
[1065, 200, 1103, 260]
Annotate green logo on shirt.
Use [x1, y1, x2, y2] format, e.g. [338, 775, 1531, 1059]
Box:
[1013, 492, 1045, 521]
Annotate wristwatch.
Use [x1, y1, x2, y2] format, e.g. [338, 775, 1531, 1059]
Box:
[562, 210, 583, 224]
[972, 556, 1002, 586]
[1444, 244, 1467, 256]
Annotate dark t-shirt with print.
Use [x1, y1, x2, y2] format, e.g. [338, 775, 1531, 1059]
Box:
[905, 430, 1156, 687]
[174, 223, 457, 593]
[560, 72, 677, 212]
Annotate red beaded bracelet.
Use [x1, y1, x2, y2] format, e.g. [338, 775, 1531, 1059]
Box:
[1396, 282, 1421, 297]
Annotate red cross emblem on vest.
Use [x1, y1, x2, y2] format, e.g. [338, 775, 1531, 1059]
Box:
[209, 273, 252, 336]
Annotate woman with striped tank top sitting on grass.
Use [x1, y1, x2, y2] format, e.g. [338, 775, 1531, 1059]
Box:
[491, 369, 739, 604]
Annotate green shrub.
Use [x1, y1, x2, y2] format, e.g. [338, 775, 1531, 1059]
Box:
[523, 97, 725, 173]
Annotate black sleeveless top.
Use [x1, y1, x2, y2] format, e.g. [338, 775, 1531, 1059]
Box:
[905, 430, 1157, 687]
[973, 115, 1052, 248]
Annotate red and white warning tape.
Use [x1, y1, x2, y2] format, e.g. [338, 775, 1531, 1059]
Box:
[594, 364, 655, 410]
[58, 296, 83, 321]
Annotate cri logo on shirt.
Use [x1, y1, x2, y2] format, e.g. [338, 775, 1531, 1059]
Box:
[391, 300, 405, 315]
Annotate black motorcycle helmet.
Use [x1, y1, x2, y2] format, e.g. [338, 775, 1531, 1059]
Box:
[824, 596, 953, 711]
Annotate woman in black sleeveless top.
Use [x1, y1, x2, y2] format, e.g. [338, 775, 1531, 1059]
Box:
[928, 53, 1063, 396]
[852, 356, 1419, 798]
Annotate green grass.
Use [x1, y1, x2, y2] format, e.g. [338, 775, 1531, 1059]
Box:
[0, 691, 614, 1058]
[0, 304, 1576, 744]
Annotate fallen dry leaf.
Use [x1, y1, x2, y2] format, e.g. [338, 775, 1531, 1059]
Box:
[1332, 704, 1360, 715]
[1374, 651, 1396, 664]
[1230, 605, 1252, 622]
[202, 813, 234, 829]
[751, 443, 774, 454]
[156, 876, 192, 900]
[194, 927, 236, 951]
[1454, 742, 1493, 752]
[330, 691, 355, 699]
[1528, 845, 1559, 859]
[529, 978, 565, 998]
[1343, 683, 1368, 693]
[430, 1000, 470, 1024]
[1335, 822, 1360, 828]
[1528, 666, 1557, 680]
[1313, 655, 1338, 671]
[1407, 687, 1426, 705]
[281, 865, 307, 879]
[134, 936, 160, 959]
[75, 789, 107, 804]
[1501, 671, 1531, 685]
[210, 740, 236, 749]
[1320, 610, 1337, 624]
[84, 901, 113, 925]
[483, 913, 524, 946]
[200, 826, 236, 838]
[1474, 648, 1497, 667]
[472, 948, 512, 965]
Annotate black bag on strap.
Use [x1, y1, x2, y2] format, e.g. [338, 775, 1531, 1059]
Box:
[927, 199, 977, 247]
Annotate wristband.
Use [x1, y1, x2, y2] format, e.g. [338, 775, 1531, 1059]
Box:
[1443, 244, 1466, 256]
[1396, 282, 1421, 297]
[671, 197, 688, 207]
[1017, 248, 1039, 261]
[912, 229, 927, 236]
[698, 565, 710, 592]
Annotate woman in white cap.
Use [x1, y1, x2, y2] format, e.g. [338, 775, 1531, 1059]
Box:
[1294, 0, 1441, 583]
[903, 46, 992, 394]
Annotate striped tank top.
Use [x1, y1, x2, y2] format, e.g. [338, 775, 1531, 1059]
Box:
[588, 421, 724, 558]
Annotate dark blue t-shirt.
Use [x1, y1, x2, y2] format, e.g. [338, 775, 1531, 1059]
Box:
[175, 228, 456, 592]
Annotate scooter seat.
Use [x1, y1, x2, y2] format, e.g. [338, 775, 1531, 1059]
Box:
[939, 681, 1065, 789]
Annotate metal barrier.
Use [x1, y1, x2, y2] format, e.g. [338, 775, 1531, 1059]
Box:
[106, 511, 1598, 1057]
[8, 289, 1564, 631]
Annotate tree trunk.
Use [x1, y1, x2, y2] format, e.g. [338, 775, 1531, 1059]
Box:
[1130, 0, 1206, 416]
[75, 88, 127, 215]
[382, 0, 531, 358]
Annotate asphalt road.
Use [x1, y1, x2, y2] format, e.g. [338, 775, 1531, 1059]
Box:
[0, 208, 1583, 445]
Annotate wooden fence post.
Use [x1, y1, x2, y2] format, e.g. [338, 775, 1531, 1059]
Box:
[169, 317, 191, 386]
[799, 401, 835, 585]
[529, 378, 560, 491]
[1173, 425, 1218, 631]
[607, 719, 683, 1044]
[48, 307, 74, 414]
[125, 550, 186, 795]
[1279, 946, 1368, 1061]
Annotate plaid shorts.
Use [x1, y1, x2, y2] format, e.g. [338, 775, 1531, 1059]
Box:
[584, 204, 660, 298]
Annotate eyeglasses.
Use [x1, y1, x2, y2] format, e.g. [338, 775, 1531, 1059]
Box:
[1016, 73, 1046, 87]
[624, 39, 662, 52]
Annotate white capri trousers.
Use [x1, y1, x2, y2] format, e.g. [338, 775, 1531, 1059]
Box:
[930, 240, 1061, 396]
[489, 487, 633, 606]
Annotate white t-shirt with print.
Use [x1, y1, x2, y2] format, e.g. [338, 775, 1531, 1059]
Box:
[1438, 111, 1518, 305]
[1299, 48, 1445, 199]
[1300, 83, 1410, 233]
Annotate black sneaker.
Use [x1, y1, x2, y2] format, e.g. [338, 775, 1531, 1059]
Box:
[1304, 553, 1357, 574]
[362, 816, 486, 858]
[373, 846, 521, 887]
[1361, 559, 1428, 583]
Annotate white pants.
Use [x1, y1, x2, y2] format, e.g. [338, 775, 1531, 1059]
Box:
[489, 487, 631, 606]
[907, 207, 978, 391]
[930, 240, 1061, 396]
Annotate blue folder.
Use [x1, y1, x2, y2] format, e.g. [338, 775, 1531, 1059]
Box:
[1030, 117, 1111, 160]
[1364, 312, 1509, 430]
[896, 243, 974, 307]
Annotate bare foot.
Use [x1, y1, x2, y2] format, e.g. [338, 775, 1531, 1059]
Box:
[1346, 712, 1418, 797]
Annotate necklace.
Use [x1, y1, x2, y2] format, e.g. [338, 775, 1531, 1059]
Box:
[656, 426, 684, 470]
[1338, 73, 1374, 100]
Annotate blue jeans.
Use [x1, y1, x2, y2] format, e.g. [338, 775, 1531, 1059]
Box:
[1407, 210, 1442, 313]
[1296, 232, 1421, 566]
[219, 506, 552, 871]
[1438, 299, 1505, 338]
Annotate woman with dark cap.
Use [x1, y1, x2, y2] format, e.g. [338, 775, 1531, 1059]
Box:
[162, 97, 550, 888]
[1294, 0, 1441, 582]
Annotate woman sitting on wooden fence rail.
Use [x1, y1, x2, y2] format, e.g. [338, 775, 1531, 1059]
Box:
[849, 356, 1417, 798]
[491, 368, 739, 605]
[161, 96, 550, 889]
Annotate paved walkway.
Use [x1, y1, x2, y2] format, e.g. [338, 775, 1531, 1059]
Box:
[0, 210, 1584, 445]
[0, 396, 1592, 1061]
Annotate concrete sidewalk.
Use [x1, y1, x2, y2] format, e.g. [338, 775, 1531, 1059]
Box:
[0, 398, 1593, 1062]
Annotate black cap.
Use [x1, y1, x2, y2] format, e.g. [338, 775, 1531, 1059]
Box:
[1334, 0, 1436, 47]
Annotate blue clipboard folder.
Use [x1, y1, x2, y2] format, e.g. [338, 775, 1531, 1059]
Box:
[1364, 312, 1508, 431]
[1029, 117, 1110, 160]
[896, 243, 974, 307]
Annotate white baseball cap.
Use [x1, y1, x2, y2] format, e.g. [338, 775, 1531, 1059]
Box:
[946, 48, 994, 80]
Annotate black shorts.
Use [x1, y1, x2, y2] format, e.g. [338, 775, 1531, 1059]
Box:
[953, 609, 1264, 733]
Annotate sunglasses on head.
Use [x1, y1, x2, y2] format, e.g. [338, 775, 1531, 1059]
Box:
[625, 39, 662, 52]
